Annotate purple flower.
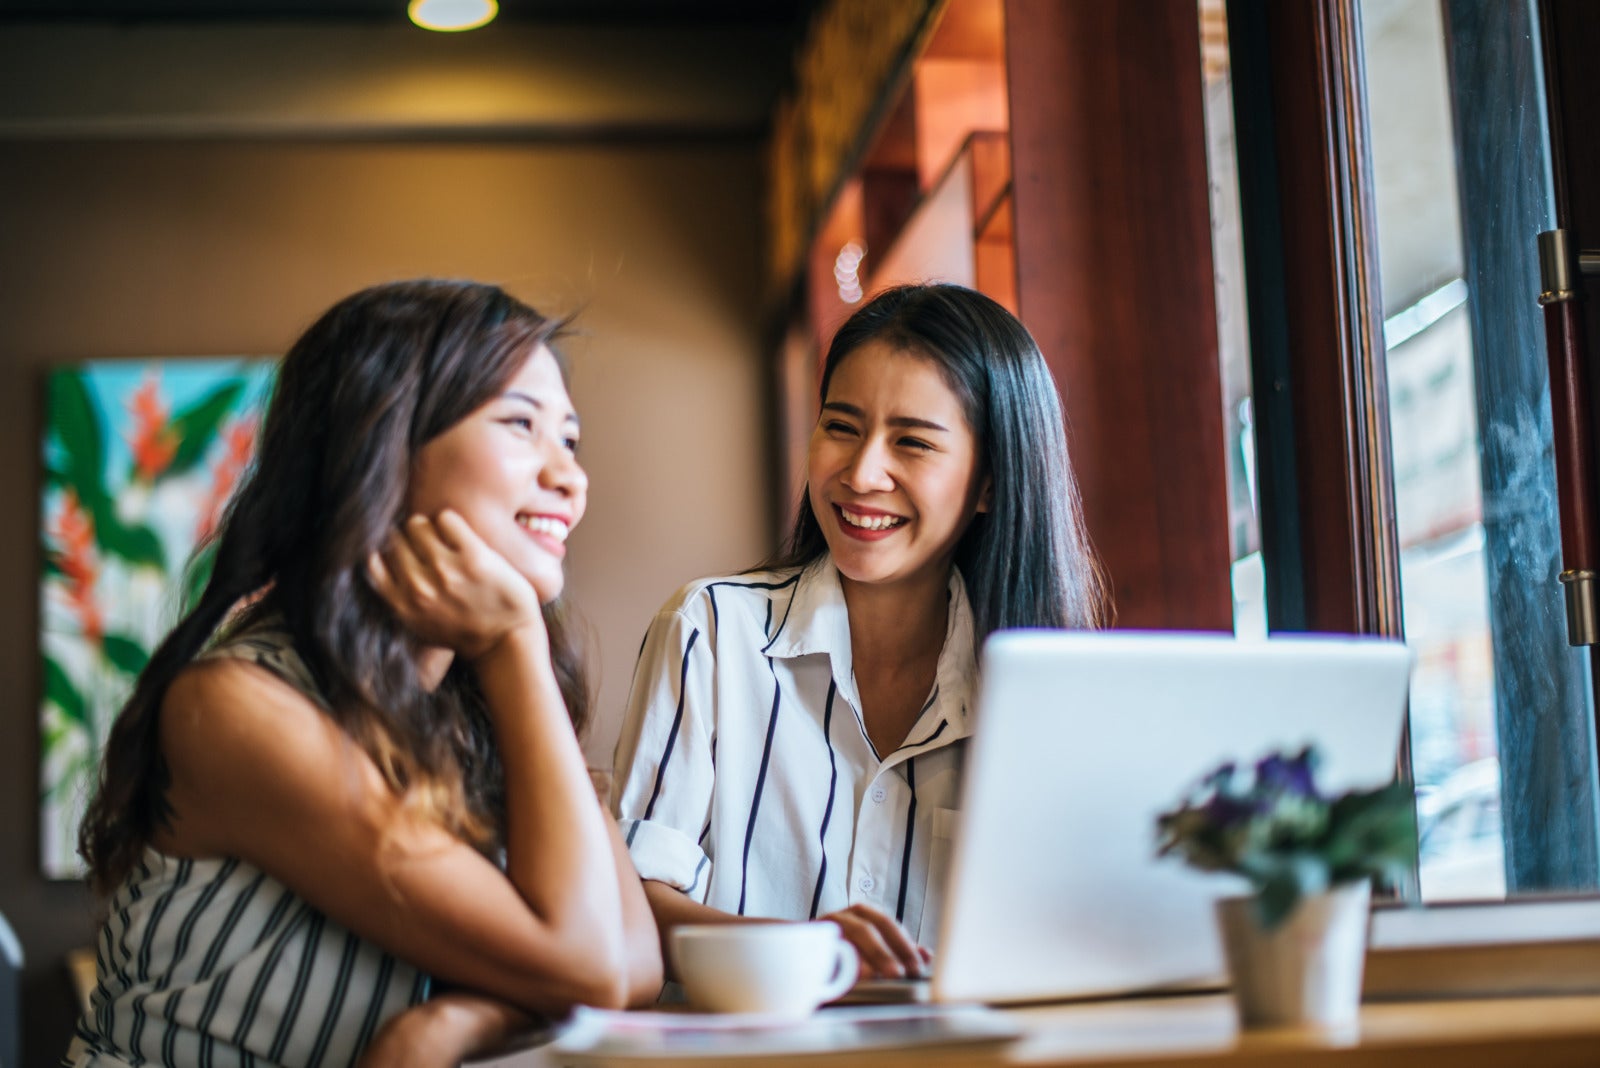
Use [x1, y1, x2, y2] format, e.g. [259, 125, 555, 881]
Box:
[1255, 748, 1319, 800]
[1201, 791, 1263, 830]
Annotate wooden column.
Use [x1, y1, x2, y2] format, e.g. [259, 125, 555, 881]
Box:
[1003, 0, 1233, 630]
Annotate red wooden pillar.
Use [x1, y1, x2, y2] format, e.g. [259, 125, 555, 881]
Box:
[1003, 0, 1233, 630]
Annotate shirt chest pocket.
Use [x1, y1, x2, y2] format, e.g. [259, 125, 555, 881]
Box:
[917, 807, 961, 949]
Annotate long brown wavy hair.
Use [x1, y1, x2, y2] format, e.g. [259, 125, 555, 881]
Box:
[79, 279, 591, 896]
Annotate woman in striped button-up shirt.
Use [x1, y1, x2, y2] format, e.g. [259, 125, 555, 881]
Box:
[67, 280, 661, 1068]
[614, 284, 1109, 984]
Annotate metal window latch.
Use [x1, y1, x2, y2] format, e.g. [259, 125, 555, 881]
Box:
[1560, 570, 1600, 646]
[1539, 229, 1600, 305]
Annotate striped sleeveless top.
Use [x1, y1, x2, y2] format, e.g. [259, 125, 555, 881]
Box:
[63, 622, 430, 1068]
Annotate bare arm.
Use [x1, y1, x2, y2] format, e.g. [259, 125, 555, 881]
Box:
[355, 990, 539, 1068]
[349, 822, 660, 1068]
[641, 880, 927, 981]
[605, 817, 666, 1005]
[157, 511, 659, 1015]
[160, 648, 630, 1014]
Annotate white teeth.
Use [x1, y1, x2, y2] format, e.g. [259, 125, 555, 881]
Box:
[518, 515, 570, 542]
[840, 509, 905, 531]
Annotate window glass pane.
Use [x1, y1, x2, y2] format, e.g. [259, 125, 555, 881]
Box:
[1364, 0, 1503, 902]
[1195, 0, 1265, 640]
[1362, 0, 1600, 898]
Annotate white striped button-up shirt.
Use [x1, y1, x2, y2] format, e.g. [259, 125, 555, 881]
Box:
[612, 558, 974, 947]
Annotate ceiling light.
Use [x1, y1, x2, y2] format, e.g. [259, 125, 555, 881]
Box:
[408, 0, 498, 32]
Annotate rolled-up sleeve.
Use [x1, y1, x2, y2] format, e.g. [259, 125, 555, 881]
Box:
[611, 605, 717, 900]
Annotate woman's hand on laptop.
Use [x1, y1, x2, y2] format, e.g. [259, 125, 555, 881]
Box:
[821, 904, 932, 980]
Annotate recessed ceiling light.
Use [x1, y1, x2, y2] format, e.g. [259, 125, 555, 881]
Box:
[408, 0, 498, 32]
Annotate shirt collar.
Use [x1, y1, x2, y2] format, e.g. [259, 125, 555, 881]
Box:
[931, 571, 977, 734]
[765, 556, 978, 739]
[762, 557, 853, 663]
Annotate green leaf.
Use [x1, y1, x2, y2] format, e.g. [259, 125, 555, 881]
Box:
[1324, 783, 1417, 880]
[101, 633, 150, 676]
[1256, 880, 1294, 929]
[181, 541, 219, 614]
[47, 371, 107, 496]
[1252, 852, 1330, 929]
[43, 656, 90, 729]
[43, 460, 71, 491]
[89, 507, 166, 571]
[163, 380, 246, 478]
[41, 716, 79, 758]
[42, 751, 94, 805]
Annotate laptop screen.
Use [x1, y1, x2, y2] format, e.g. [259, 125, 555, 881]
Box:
[932, 630, 1411, 1004]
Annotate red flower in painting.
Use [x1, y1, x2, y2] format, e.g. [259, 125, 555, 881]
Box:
[52, 488, 103, 645]
[195, 417, 258, 543]
[127, 373, 179, 482]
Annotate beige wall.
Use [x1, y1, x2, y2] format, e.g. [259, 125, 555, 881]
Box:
[0, 137, 771, 1065]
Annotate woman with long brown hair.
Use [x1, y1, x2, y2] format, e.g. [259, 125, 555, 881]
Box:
[68, 279, 660, 1068]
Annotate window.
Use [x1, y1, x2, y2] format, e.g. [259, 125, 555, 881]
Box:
[1223, 0, 1600, 899]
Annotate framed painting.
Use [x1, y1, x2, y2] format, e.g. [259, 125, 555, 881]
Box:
[40, 359, 276, 878]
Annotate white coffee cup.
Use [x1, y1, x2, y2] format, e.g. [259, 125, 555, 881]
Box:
[670, 922, 859, 1017]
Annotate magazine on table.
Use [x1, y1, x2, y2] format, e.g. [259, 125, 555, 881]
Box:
[544, 1003, 1021, 1065]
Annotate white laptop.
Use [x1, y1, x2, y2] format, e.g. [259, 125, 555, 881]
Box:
[926, 629, 1413, 1005]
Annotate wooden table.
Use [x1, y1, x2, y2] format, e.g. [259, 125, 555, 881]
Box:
[998, 991, 1600, 1067]
[487, 992, 1600, 1067]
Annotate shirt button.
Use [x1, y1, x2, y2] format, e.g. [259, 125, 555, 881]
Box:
[859, 875, 875, 893]
[871, 787, 886, 804]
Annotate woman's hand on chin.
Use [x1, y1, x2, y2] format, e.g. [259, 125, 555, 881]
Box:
[368, 509, 546, 662]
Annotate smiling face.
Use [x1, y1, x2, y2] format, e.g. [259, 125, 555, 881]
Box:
[807, 339, 988, 593]
[407, 343, 587, 604]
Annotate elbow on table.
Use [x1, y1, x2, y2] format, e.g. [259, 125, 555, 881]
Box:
[572, 970, 631, 1012]
[545, 940, 633, 1012]
[625, 942, 665, 1009]
[504, 969, 627, 1015]
[579, 930, 664, 1010]
[504, 910, 659, 1012]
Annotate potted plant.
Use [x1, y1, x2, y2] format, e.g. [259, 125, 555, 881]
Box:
[1155, 746, 1416, 1029]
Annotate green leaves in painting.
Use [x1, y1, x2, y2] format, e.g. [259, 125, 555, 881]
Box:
[181, 541, 219, 616]
[43, 656, 89, 730]
[101, 634, 151, 677]
[96, 516, 166, 570]
[164, 380, 248, 479]
[47, 372, 106, 501]
[48, 370, 166, 571]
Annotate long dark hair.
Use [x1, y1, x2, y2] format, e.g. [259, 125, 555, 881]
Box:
[80, 279, 590, 896]
[767, 283, 1108, 642]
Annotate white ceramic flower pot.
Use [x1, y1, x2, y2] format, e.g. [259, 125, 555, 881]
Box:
[1215, 879, 1371, 1029]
